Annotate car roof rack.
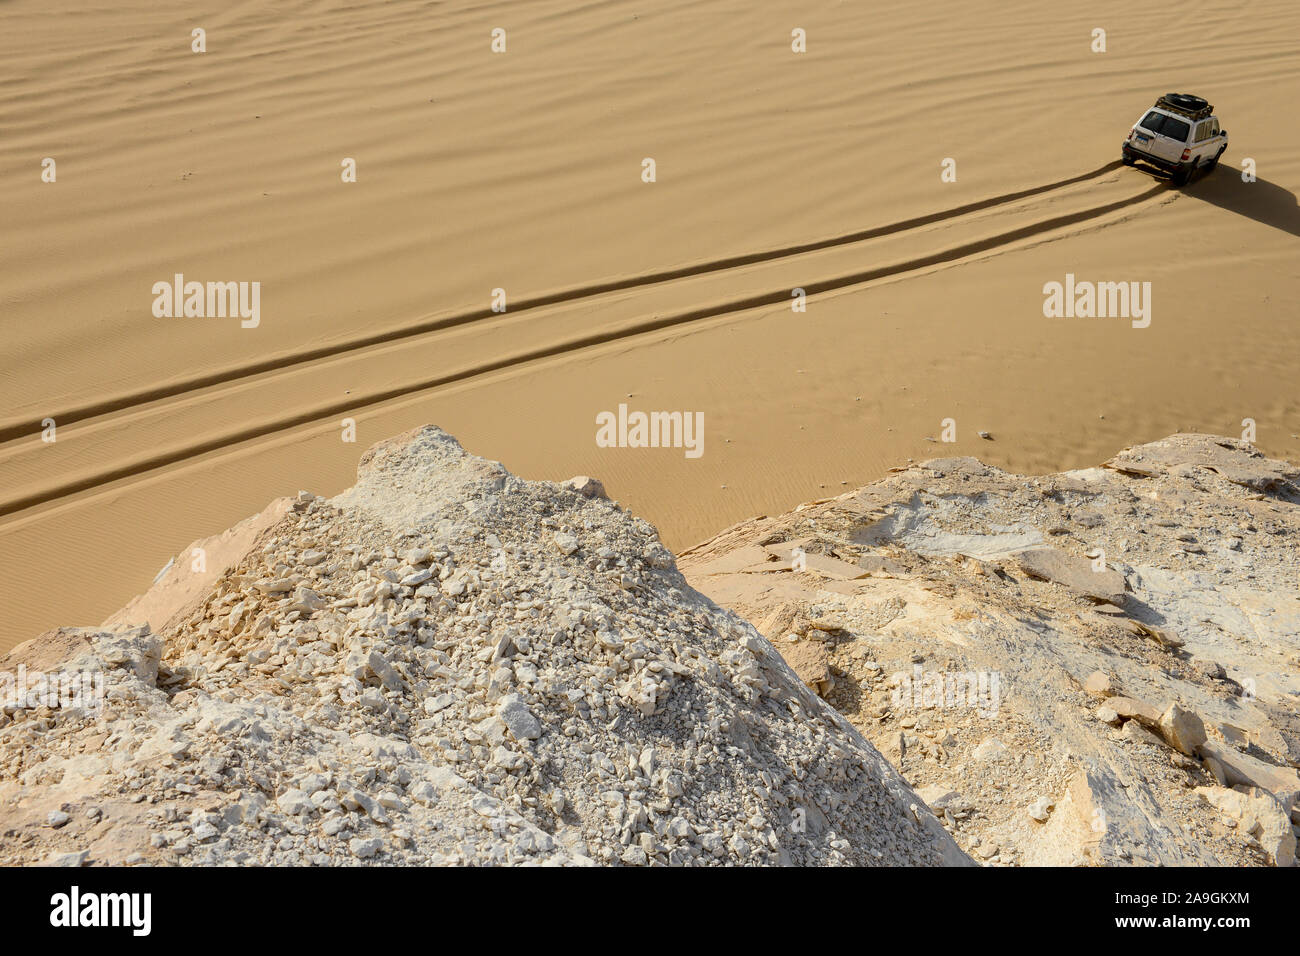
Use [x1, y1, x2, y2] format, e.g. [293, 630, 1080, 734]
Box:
[1155, 93, 1213, 121]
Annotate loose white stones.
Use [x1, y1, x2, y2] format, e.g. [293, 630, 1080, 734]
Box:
[423, 693, 453, 715]
[0, 424, 974, 869]
[400, 568, 433, 587]
[1027, 797, 1053, 823]
[497, 695, 541, 741]
[277, 790, 314, 816]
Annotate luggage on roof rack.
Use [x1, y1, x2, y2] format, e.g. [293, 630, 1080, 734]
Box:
[1156, 93, 1213, 120]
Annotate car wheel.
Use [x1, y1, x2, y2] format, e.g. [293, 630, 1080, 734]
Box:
[1206, 147, 1225, 170]
[1171, 163, 1193, 186]
[1122, 149, 1135, 166]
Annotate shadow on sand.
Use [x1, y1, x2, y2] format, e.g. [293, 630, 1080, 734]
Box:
[1184, 171, 1300, 239]
[1133, 159, 1300, 238]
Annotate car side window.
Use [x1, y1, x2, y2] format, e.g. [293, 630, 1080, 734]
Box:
[1140, 111, 1163, 133]
[1211, 118, 1220, 136]
[1195, 121, 1211, 142]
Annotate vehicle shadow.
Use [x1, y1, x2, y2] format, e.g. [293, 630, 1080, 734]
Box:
[1183, 169, 1300, 239]
[1127, 160, 1300, 238]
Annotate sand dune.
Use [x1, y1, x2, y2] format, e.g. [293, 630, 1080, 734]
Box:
[0, 163, 1167, 517]
[2, 0, 1299, 649]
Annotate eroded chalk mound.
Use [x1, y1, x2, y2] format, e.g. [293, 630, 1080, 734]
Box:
[680, 434, 1300, 867]
[0, 425, 967, 867]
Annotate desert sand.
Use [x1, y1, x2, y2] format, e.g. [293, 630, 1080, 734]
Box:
[2, 0, 1299, 650]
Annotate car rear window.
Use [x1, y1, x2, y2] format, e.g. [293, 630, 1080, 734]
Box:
[1160, 116, 1190, 141]
[1138, 112, 1192, 141]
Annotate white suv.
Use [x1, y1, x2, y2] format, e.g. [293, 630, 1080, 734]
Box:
[1122, 93, 1228, 186]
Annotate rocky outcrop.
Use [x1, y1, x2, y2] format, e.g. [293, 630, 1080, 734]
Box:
[7, 429, 1297, 868]
[0, 426, 968, 867]
[679, 434, 1300, 867]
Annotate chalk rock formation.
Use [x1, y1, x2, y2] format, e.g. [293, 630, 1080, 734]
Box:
[0, 426, 967, 867]
[680, 434, 1300, 866]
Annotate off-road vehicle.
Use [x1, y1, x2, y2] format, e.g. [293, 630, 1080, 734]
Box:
[1122, 93, 1228, 186]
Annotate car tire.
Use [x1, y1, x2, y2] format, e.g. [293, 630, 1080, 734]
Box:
[1205, 147, 1225, 171]
[1122, 148, 1135, 166]
[1171, 162, 1193, 187]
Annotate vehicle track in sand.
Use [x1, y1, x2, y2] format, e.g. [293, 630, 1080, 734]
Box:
[0, 164, 1171, 522]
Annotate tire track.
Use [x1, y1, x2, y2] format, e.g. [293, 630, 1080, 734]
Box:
[0, 161, 1124, 446]
[0, 177, 1165, 520]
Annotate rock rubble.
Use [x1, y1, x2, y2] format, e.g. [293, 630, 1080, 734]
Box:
[680, 434, 1300, 866]
[0, 426, 967, 867]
